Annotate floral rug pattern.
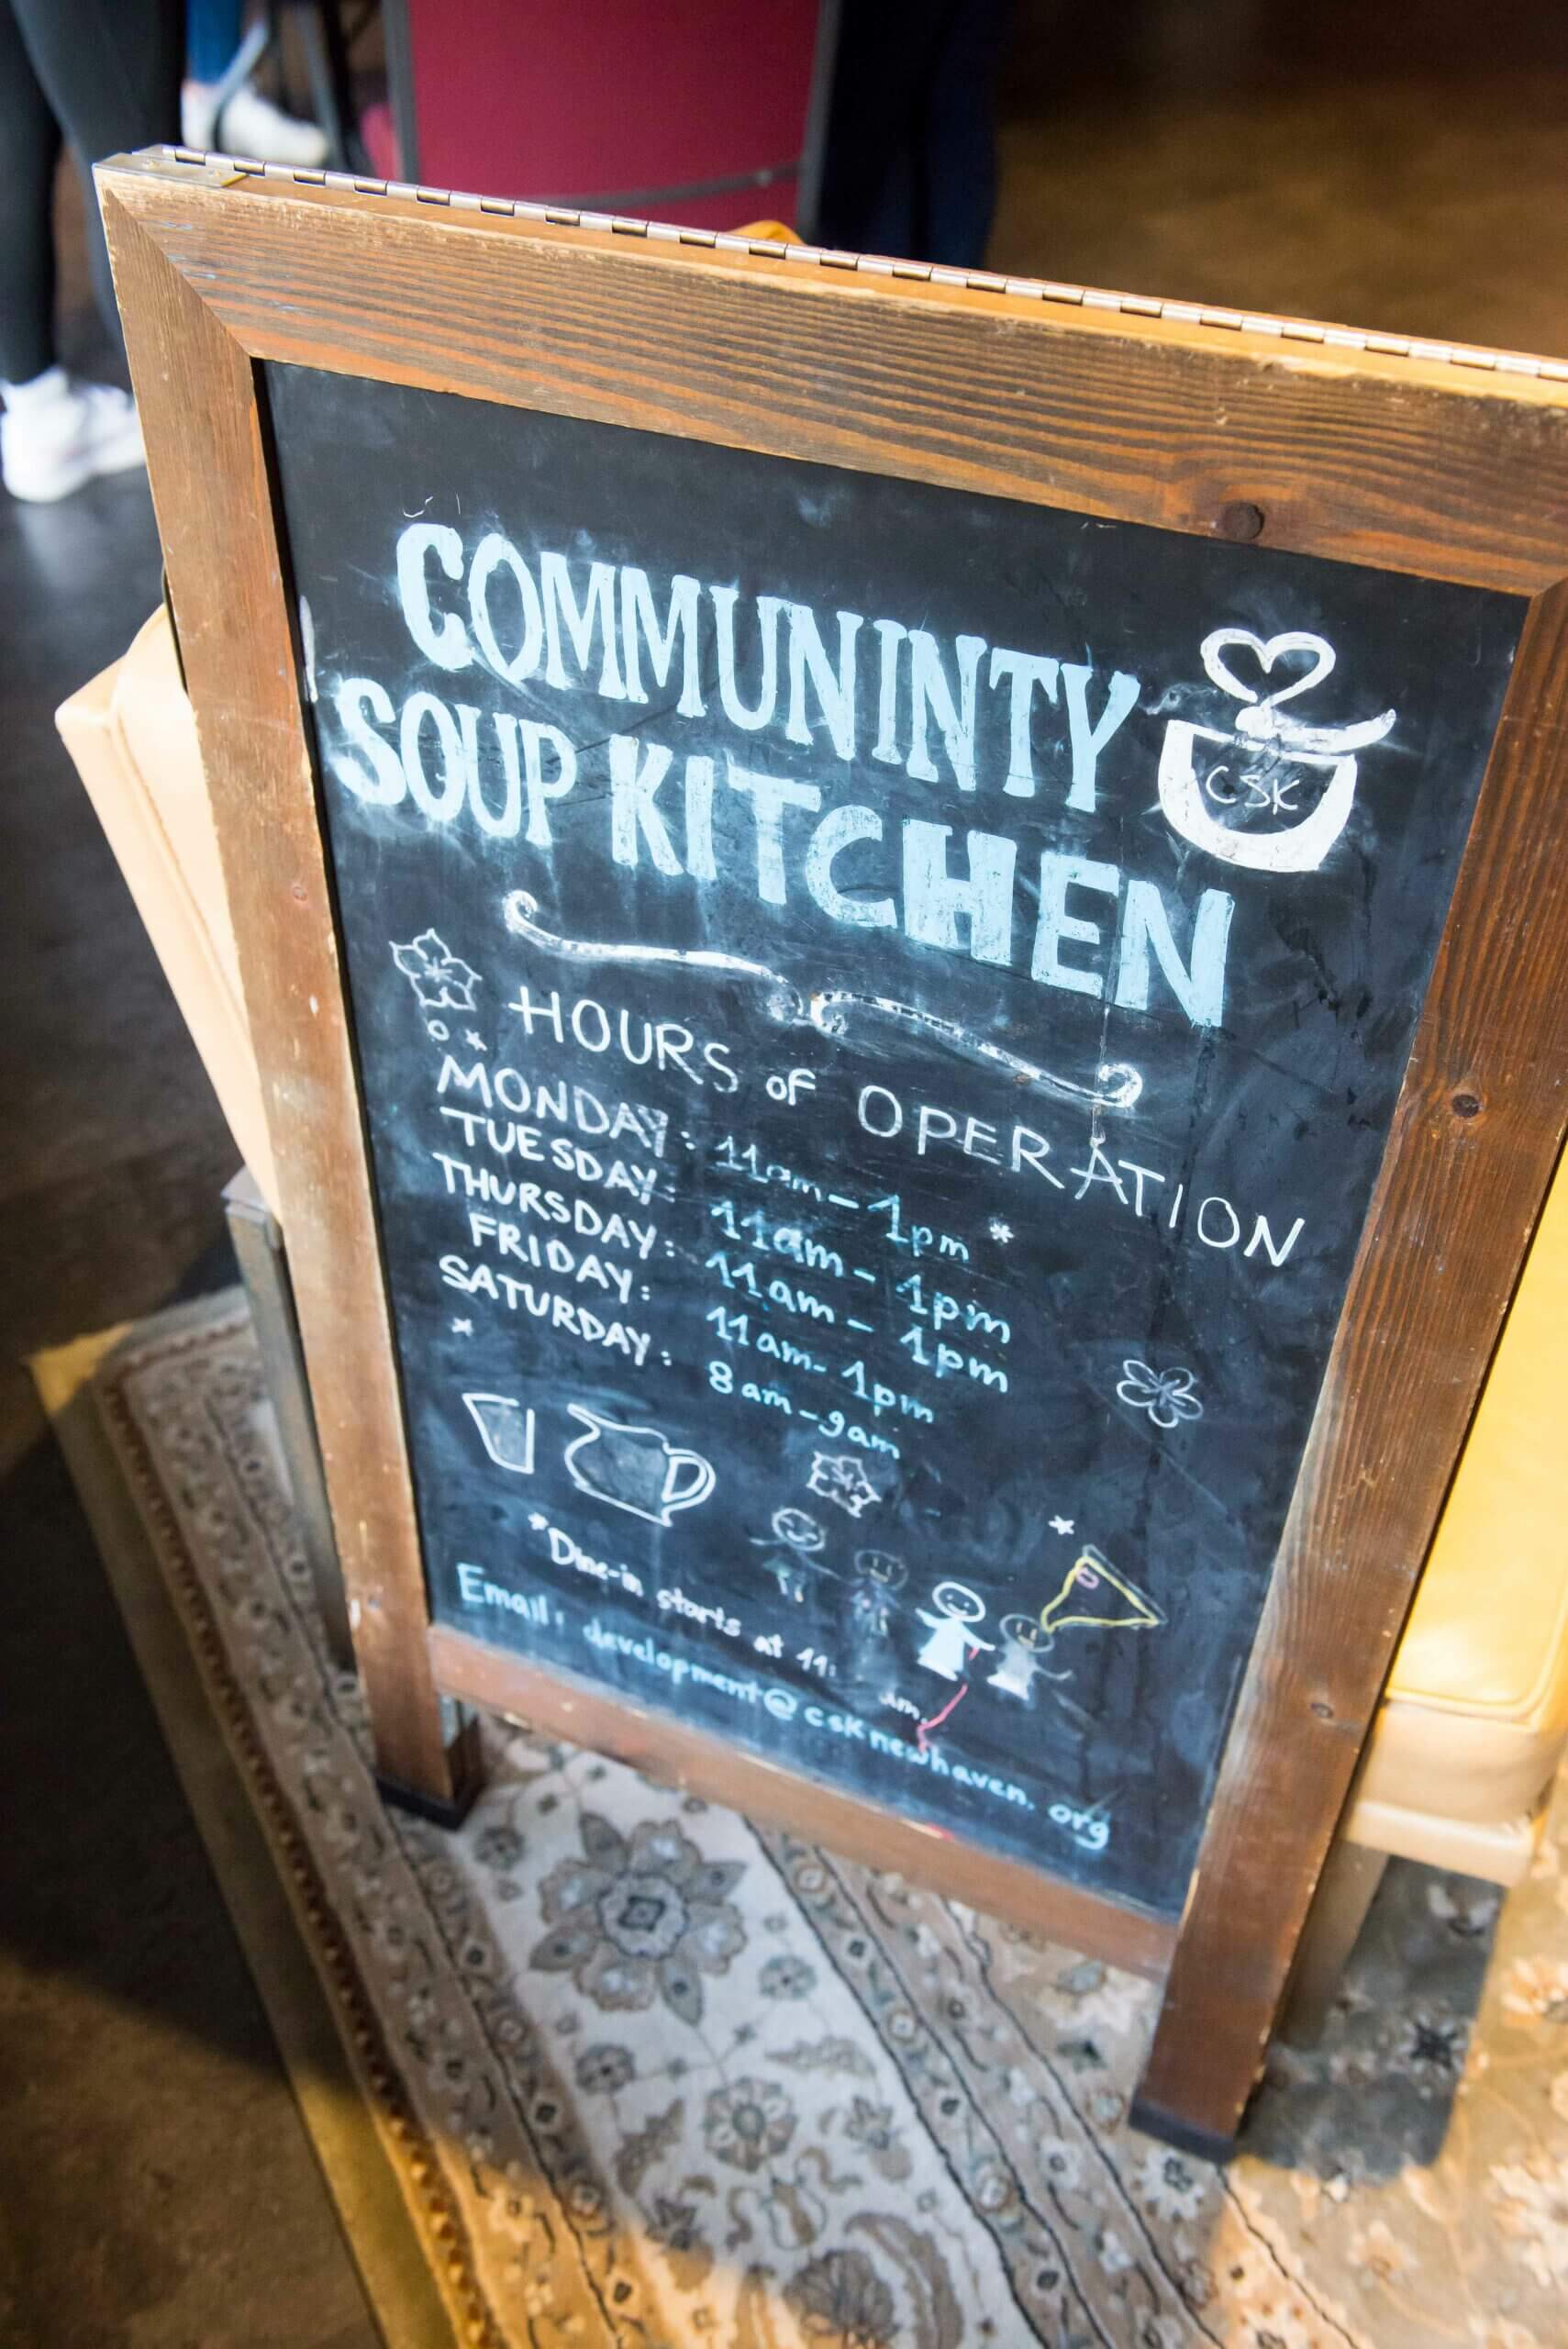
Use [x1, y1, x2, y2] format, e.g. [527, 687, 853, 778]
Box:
[94, 1299, 1568, 2348]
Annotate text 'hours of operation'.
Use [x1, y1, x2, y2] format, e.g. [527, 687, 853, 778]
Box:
[267, 361, 1521, 1916]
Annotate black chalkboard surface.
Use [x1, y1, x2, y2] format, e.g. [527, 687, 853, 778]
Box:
[268, 362, 1521, 1920]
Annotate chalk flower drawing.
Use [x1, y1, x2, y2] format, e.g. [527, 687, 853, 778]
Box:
[529, 1814, 746, 2026]
[391, 928, 481, 1011]
[1116, 1361, 1203, 1431]
[806, 1452, 880, 1518]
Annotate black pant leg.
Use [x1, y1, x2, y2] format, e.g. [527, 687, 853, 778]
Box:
[6, 0, 182, 367]
[920, 0, 1008, 269]
[815, 0, 1006, 269]
[0, 0, 64, 384]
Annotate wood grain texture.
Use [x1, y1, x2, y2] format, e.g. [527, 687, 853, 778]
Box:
[96, 150, 1568, 2146]
[104, 156, 1568, 596]
[428, 1622, 1176, 1979]
[1136, 579, 1568, 2143]
[99, 184, 462, 1801]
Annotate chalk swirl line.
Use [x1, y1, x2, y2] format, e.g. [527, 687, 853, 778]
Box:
[501, 891, 1142, 1114]
[502, 889, 806, 1022]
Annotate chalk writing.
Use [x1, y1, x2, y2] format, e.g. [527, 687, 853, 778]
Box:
[268, 363, 1518, 1914]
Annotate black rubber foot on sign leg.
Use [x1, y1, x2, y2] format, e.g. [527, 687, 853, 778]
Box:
[377, 1770, 483, 1829]
[1128, 2097, 1239, 2165]
[377, 1715, 485, 1829]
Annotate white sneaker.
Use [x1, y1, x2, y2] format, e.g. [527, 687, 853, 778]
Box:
[180, 79, 218, 149]
[0, 371, 145, 503]
[183, 78, 329, 168]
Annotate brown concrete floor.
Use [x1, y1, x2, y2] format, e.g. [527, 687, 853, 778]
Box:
[0, 207, 384, 2349]
[3, 12, 1567, 2346]
[994, 0, 1568, 353]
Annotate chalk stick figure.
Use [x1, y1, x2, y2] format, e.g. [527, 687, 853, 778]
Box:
[850, 1550, 906, 1637]
[915, 1580, 994, 1680]
[987, 1614, 1069, 1703]
[751, 1506, 831, 1605]
[840, 1551, 906, 1704]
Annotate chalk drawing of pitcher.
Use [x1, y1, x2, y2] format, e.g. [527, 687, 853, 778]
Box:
[563, 1406, 715, 1526]
[1158, 629, 1396, 873]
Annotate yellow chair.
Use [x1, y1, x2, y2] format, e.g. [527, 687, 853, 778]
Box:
[57, 606, 1568, 2029]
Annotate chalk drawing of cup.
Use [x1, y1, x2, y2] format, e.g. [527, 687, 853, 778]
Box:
[563, 1405, 716, 1526]
[1158, 629, 1396, 874]
[462, 1391, 536, 1474]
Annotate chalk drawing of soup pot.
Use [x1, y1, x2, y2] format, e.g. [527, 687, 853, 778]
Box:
[1158, 629, 1396, 874]
[562, 1405, 716, 1525]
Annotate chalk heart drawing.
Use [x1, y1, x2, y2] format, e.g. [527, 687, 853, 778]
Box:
[562, 1406, 715, 1526]
[390, 928, 482, 1012]
[1158, 628, 1396, 873]
[462, 1391, 536, 1475]
[1205, 628, 1335, 713]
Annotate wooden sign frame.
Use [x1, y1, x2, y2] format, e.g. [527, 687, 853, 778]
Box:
[101, 145, 1568, 2155]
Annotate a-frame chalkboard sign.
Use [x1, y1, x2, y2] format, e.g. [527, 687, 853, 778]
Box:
[101, 146, 1568, 2154]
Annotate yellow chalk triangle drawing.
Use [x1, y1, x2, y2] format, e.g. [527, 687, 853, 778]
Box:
[1040, 1544, 1165, 1637]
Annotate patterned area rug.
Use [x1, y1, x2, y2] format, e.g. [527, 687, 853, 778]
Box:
[62, 1296, 1568, 2348]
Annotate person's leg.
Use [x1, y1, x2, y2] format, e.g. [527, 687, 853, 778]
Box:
[0, 0, 64, 387]
[815, 1, 937, 259]
[182, 0, 329, 166]
[919, 0, 1008, 270]
[7, 0, 183, 368]
[0, 0, 175, 495]
[186, 0, 243, 86]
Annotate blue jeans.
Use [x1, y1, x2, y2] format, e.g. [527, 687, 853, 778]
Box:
[187, 0, 242, 85]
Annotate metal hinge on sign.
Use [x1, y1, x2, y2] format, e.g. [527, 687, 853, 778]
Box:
[150, 148, 1568, 383]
